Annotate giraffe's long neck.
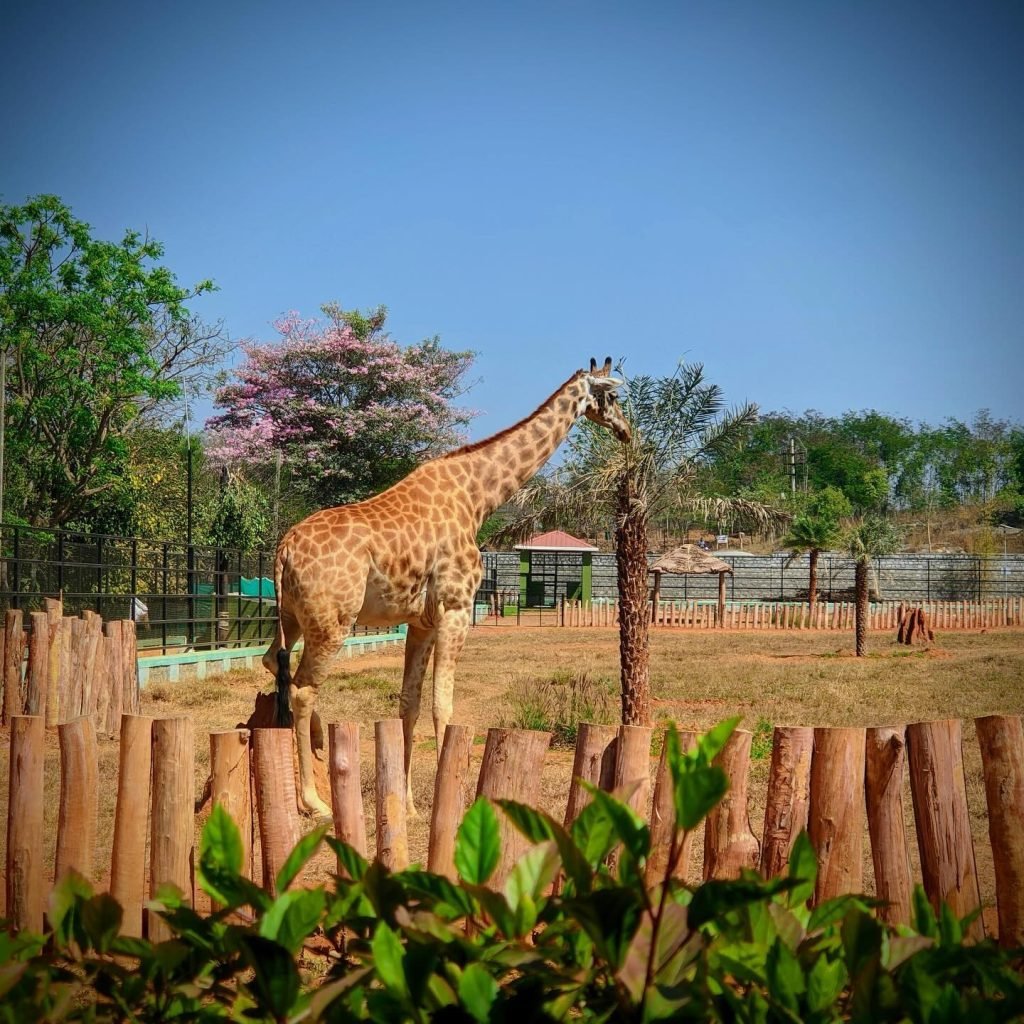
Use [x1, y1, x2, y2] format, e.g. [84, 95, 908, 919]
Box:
[446, 372, 588, 523]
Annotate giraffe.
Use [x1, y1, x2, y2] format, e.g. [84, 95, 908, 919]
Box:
[262, 357, 631, 817]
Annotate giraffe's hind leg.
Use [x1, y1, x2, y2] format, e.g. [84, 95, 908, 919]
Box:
[291, 620, 348, 818]
[262, 609, 302, 676]
[399, 624, 436, 819]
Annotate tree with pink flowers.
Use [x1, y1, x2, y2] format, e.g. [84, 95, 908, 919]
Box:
[206, 303, 475, 510]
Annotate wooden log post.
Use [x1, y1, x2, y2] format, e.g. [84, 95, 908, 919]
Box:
[120, 620, 139, 714]
[110, 714, 153, 938]
[149, 716, 195, 942]
[102, 627, 124, 738]
[564, 723, 618, 826]
[613, 724, 653, 818]
[252, 728, 301, 895]
[808, 727, 866, 904]
[703, 729, 759, 880]
[54, 716, 99, 884]
[760, 726, 814, 878]
[717, 572, 727, 628]
[428, 723, 474, 878]
[906, 719, 984, 939]
[45, 599, 63, 727]
[83, 614, 103, 718]
[476, 728, 551, 884]
[375, 718, 409, 871]
[328, 721, 368, 865]
[92, 629, 110, 728]
[865, 727, 913, 926]
[975, 715, 1024, 947]
[648, 728, 697, 885]
[3, 609, 25, 724]
[67, 618, 86, 719]
[54, 617, 72, 723]
[608, 724, 653, 874]
[25, 611, 50, 717]
[210, 729, 253, 883]
[6, 716, 45, 932]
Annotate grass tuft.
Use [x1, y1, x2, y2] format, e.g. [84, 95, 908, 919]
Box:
[751, 717, 773, 760]
[504, 669, 617, 748]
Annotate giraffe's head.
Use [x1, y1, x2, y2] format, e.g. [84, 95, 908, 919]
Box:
[581, 357, 631, 443]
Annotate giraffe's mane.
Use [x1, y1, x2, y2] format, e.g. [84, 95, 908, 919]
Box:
[437, 367, 586, 461]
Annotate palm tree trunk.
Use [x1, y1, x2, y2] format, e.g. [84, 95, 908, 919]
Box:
[854, 558, 869, 657]
[808, 548, 819, 608]
[616, 476, 650, 726]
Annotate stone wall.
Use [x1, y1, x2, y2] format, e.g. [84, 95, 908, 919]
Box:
[482, 551, 1024, 603]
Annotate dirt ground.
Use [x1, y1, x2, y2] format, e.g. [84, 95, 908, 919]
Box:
[2, 625, 1022, 934]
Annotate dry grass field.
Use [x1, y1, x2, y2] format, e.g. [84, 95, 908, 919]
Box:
[2, 625, 1022, 931]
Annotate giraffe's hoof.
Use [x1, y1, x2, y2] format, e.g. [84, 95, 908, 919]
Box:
[301, 795, 333, 819]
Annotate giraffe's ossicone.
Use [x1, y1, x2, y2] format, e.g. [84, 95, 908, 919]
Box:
[262, 357, 631, 817]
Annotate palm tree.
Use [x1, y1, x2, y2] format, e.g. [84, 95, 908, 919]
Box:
[846, 516, 904, 657]
[497, 362, 788, 725]
[782, 487, 851, 607]
[784, 515, 837, 608]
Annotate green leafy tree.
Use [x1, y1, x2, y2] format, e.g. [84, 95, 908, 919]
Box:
[847, 516, 904, 657]
[784, 486, 853, 606]
[202, 473, 272, 552]
[0, 194, 229, 528]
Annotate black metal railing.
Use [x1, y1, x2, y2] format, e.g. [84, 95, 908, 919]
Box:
[0, 523, 402, 656]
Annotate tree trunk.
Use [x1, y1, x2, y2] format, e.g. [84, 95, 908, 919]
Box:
[615, 476, 650, 726]
[854, 559, 868, 657]
[808, 548, 819, 608]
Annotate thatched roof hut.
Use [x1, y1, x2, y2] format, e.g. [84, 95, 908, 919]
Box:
[650, 545, 732, 626]
[651, 545, 733, 576]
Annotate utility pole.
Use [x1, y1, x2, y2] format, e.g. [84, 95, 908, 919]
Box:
[184, 383, 195, 647]
[789, 437, 796, 498]
[274, 449, 283, 542]
[0, 349, 6, 530]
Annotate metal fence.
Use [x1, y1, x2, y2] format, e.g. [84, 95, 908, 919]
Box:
[475, 549, 1024, 612]
[0, 523, 400, 656]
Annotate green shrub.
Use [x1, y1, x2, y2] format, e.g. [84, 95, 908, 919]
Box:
[3, 718, 1021, 1022]
[504, 669, 616, 747]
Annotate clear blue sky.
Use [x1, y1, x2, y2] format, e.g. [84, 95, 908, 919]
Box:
[3, 1, 1022, 440]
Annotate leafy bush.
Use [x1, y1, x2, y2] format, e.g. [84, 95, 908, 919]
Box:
[2, 718, 1021, 1022]
[504, 669, 616, 747]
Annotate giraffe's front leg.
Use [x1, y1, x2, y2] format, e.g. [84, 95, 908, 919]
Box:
[291, 682, 332, 818]
[399, 624, 435, 820]
[431, 606, 472, 765]
[289, 628, 344, 819]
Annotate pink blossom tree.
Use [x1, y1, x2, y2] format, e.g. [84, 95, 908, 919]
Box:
[205, 304, 475, 509]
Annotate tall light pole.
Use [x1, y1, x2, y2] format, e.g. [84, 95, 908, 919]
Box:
[183, 382, 195, 646]
[0, 348, 6, 531]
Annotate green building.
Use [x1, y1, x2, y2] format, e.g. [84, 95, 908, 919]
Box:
[513, 530, 599, 607]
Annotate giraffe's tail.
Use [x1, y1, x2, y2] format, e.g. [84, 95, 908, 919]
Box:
[274, 545, 293, 728]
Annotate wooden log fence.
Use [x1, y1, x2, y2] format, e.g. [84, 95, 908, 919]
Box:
[2, 709, 1023, 947]
[0, 602, 139, 734]
[561, 596, 1024, 631]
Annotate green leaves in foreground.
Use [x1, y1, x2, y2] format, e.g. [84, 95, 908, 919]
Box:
[667, 716, 739, 830]
[455, 795, 500, 885]
[2, 718, 1022, 1023]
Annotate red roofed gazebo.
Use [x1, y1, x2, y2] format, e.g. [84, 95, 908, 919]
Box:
[514, 531, 599, 606]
